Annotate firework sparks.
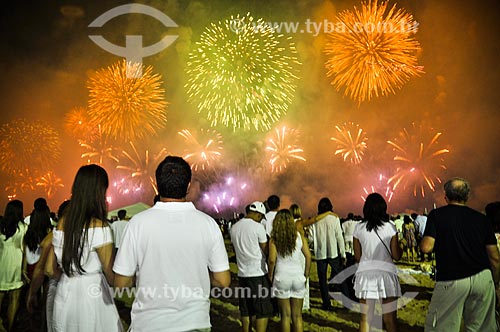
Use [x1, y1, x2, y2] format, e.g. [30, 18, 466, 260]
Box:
[80, 125, 119, 165]
[64, 107, 99, 143]
[116, 142, 168, 195]
[324, 0, 424, 104]
[265, 126, 306, 173]
[88, 60, 167, 142]
[36, 171, 64, 199]
[186, 13, 300, 131]
[200, 176, 250, 214]
[361, 173, 394, 202]
[0, 119, 61, 176]
[330, 122, 368, 164]
[387, 123, 449, 197]
[178, 129, 223, 171]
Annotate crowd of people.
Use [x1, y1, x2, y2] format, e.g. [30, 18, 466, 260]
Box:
[0, 155, 499, 332]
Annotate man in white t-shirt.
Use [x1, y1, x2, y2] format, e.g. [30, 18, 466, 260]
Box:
[110, 209, 128, 250]
[262, 194, 280, 236]
[230, 201, 274, 332]
[342, 213, 360, 255]
[113, 156, 231, 332]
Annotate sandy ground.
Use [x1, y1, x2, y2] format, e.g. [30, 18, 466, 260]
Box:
[6, 242, 434, 332]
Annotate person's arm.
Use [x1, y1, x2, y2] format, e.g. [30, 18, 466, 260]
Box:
[114, 274, 135, 288]
[259, 240, 269, 256]
[209, 270, 231, 288]
[353, 237, 362, 263]
[26, 232, 53, 313]
[390, 234, 403, 260]
[300, 233, 311, 280]
[295, 220, 305, 237]
[267, 239, 277, 281]
[45, 246, 61, 281]
[301, 211, 333, 227]
[486, 244, 499, 284]
[420, 236, 435, 254]
[96, 242, 115, 286]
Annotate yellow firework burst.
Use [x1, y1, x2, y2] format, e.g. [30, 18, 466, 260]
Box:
[387, 123, 449, 197]
[324, 0, 424, 104]
[0, 119, 61, 176]
[265, 126, 306, 173]
[88, 60, 167, 142]
[330, 122, 368, 164]
[80, 125, 119, 165]
[36, 171, 64, 199]
[186, 13, 300, 131]
[178, 129, 223, 171]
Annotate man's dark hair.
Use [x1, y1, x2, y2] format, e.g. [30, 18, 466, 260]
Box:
[318, 197, 333, 214]
[267, 195, 280, 210]
[117, 209, 127, 220]
[444, 177, 470, 203]
[156, 156, 192, 199]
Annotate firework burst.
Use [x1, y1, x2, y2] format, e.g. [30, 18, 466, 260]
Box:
[387, 123, 449, 197]
[80, 126, 119, 165]
[36, 171, 64, 199]
[116, 142, 168, 195]
[265, 126, 306, 173]
[200, 176, 250, 215]
[361, 173, 394, 202]
[64, 107, 99, 143]
[324, 0, 424, 104]
[88, 60, 167, 142]
[178, 129, 223, 171]
[0, 119, 61, 176]
[186, 13, 300, 131]
[330, 122, 368, 164]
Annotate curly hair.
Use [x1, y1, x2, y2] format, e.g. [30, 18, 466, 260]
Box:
[270, 209, 297, 257]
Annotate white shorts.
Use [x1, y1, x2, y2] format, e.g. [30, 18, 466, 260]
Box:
[272, 274, 307, 299]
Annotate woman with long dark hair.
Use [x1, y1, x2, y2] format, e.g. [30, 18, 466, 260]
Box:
[47, 165, 122, 331]
[24, 206, 52, 279]
[0, 200, 27, 331]
[268, 209, 311, 332]
[353, 193, 402, 332]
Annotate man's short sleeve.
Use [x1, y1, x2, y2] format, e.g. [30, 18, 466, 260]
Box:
[208, 220, 230, 272]
[257, 223, 268, 244]
[113, 222, 137, 277]
[423, 211, 437, 238]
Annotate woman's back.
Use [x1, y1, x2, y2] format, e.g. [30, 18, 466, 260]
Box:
[0, 222, 27, 290]
[275, 233, 303, 275]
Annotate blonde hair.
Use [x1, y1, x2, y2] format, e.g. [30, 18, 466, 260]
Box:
[289, 203, 302, 219]
[271, 209, 297, 257]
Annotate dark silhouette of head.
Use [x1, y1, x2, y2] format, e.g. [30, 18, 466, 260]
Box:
[318, 197, 333, 214]
[444, 177, 470, 203]
[485, 201, 500, 232]
[363, 193, 389, 232]
[156, 156, 191, 199]
[25, 207, 52, 252]
[57, 200, 71, 220]
[267, 195, 280, 211]
[117, 209, 127, 220]
[33, 197, 48, 211]
[0, 200, 24, 240]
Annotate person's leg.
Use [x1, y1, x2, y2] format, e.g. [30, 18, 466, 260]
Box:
[255, 318, 269, 332]
[359, 299, 376, 332]
[424, 278, 468, 332]
[290, 298, 304, 332]
[0, 291, 6, 331]
[463, 269, 496, 332]
[278, 298, 292, 332]
[7, 288, 22, 331]
[316, 259, 330, 308]
[241, 316, 251, 332]
[329, 257, 349, 298]
[381, 297, 399, 332]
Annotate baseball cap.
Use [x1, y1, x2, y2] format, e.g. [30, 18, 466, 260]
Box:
[249, 201, 266, 217]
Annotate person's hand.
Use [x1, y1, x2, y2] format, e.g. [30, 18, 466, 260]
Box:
[26, 291, 37, 314]
[342, 257, 347, 267]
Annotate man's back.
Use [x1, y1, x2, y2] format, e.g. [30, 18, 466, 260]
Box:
[114, 201, 229, 331]
[230, 218, 267, 277]
[110, 220, 128, 248]
[313, 214, 345, 260]
[424, 204, 496, 281]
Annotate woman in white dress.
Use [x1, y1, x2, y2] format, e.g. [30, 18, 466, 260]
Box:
[46, 164, 123, 332]
[353, 193, 402, 332]
[289, 204, 310, 312]
[268, 209, 311, 332]
[0, 200, 27, 332]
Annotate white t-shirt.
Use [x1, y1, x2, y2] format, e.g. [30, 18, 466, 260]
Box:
[110, 220, 128, 248]
[230, 218, 268, 277]
[264, 211, 277, 236]
[342, 219, 360, 242]
[275, 232, 304, 276]
[312, 214, 346, 260]
[353, 221, 397, 274]
[113, 202, 229, 332]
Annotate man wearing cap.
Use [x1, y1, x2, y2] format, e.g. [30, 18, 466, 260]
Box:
[230, 202, 274, 332]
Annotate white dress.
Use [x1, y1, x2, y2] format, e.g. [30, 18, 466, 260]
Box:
[0, 223, 28, 291]
[52, 227, 123, 332]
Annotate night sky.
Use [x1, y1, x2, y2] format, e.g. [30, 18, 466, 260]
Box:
[0, 0, 499, 217]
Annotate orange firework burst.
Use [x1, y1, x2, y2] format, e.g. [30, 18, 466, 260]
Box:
[265, 126, 306, 173]
[387, 123, 449, 197]
[64, 107, 99, 143]
[0, 119, 61, 176]
[178, 129, 223, 171]
[80, 125, 119, 165]
[330, 122, 368, 164]
[36, 171, 64, 199]
[116, 142, 168, 195]
[88, 60, 167, 142]
[324, 0, 424, 104]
